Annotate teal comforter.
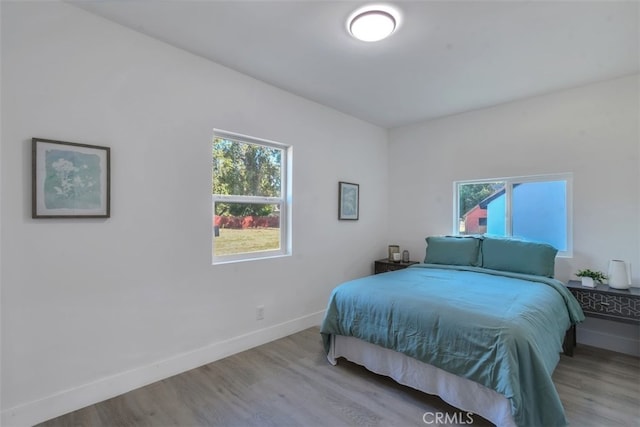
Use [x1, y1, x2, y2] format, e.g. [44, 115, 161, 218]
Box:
[320, 264, 584, 427]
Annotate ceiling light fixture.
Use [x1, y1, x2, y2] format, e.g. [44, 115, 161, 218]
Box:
[347, 5, 400, 42]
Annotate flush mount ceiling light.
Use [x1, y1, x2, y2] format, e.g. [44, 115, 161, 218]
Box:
[347, 5, 400, 42]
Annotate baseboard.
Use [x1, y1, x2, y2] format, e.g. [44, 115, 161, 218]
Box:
[1, 310, 326, 427]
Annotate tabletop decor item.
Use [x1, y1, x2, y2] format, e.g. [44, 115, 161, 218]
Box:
[338, 181, 359, 220]
[575, 269, 607, 288]
[388, 245, 400, 262]
[608, 260, 631, 290]
[32, 138, 111, 218]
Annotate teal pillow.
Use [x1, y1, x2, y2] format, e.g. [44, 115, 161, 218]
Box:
[424, 236, 481, 266]
[481, 236, 557, 277]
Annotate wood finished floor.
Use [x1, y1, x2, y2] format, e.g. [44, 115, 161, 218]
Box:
[39, 327, 640, 427]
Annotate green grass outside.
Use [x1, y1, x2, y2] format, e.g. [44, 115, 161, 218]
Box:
[214, 227, 280, 256]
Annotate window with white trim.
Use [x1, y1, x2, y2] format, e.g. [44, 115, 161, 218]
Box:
[454, 173, 572, 257]
[212, 130, 291, 263]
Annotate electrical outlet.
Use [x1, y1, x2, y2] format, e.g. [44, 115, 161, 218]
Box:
[256, 305, 265, 320]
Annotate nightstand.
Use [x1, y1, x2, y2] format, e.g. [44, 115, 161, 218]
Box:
[564, 280, 640, 356]
[566, 280, 640, 324]
[374, 259, 419, 274]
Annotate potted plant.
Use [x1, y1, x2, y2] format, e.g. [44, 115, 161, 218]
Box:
[576, 269, 607, 288]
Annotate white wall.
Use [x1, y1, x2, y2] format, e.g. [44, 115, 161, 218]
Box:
[0, 2, 389, 425]
[389, 74, 640, 356]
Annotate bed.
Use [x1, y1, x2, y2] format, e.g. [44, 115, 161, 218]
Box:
[320, 236, 585, 427]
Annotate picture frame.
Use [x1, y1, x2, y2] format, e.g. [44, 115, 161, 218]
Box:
[388, 245, 400, 262]
[32, 138, 111, 218]
[338, 181, 359, 220]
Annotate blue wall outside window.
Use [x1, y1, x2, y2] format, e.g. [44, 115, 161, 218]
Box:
[486, 181, 567, 251]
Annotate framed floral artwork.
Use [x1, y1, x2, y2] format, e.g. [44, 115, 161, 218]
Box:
[32, 138, 111, 218]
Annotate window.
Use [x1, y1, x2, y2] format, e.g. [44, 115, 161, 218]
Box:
[454, 173, 572, 257]
[212, 129, 291, 263]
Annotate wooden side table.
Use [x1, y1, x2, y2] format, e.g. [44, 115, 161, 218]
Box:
[374, 259, 419, 274]
[564, 280, 640, 356]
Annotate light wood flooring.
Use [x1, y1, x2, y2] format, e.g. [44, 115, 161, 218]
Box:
[39, 327, 639, 427]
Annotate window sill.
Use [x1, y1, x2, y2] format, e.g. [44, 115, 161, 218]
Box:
[212, 252, 291, 265]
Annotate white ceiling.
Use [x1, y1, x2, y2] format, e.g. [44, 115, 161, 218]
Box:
[70, 0, 639, 129]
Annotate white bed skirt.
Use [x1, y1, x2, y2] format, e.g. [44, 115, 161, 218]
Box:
[328, 334, 516, 427]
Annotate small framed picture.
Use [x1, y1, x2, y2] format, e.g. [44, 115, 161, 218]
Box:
[338, 181, 359, 220]
[32, 138, 111, 218]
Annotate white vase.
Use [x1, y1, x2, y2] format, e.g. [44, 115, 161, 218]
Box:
[608, 260, 631, 290]
[581, 277, 595, 288]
